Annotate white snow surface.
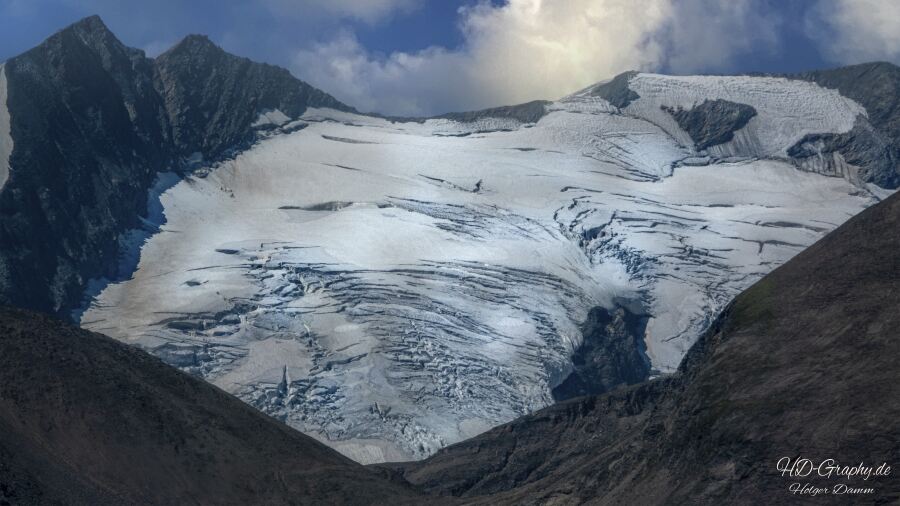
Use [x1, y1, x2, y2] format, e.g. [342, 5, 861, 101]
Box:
[572, 73, 866, 161]
[80, 74, 889, 463]
[0, 65, 12, 191]
[251, 109, 291, 128]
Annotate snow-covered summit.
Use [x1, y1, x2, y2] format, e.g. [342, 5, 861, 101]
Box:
[80, 71, 893, 463]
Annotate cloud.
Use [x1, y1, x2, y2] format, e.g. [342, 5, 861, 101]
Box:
[261, 0, 419, 24]
[293, 0, 671, 116]
[291, 0, 785, 116]
[293, 31, 469, 116]
[807, 0, 900, 63]
[661, 0, 781, 73]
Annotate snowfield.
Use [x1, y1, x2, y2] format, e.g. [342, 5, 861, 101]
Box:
[80, 73, 890, 463]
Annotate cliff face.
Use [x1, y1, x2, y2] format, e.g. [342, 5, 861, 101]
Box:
[154, 34, 351, 157]
[0, 16, 349, 315]
[0, 16, 172, 313]
[389, 189, 900, 505]
[551, 304, 650, 402]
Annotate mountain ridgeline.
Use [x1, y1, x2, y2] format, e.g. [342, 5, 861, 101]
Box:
[0, 16, 351, 315]
[3, 15, 900, 323]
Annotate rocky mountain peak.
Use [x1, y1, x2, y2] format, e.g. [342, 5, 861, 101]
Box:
[0, 16, 351, 314]
[51, 15, 135, 62]
[62, 14, 115, 40]
[171, 33, 219, 50]
[158, 33, 228, 64]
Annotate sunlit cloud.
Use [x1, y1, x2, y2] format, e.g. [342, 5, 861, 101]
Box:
[290, 0, 784, 116]
[806, 0, 900, 63]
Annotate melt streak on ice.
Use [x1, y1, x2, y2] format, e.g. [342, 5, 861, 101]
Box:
[81, 74, 888, 463]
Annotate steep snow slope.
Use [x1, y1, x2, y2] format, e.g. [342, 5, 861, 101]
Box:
[81, 74, 890, 463]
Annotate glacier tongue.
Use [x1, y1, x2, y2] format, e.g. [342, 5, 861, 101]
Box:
[80, 75, 889, 463]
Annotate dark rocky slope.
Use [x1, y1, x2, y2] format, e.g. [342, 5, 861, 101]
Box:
[387, 190, 900, 505]
[435, 100, 551, 125]
[586, 70, 640, 108]
[154, 34, 349, 157]
[0, 16, 349, 315]
[0, 306, 424, 505]
[551, 305, 650, 402]
[663, 99, 758, 150]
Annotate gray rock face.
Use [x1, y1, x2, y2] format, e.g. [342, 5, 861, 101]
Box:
[0, 16, 350, 314]
[551, 304, 650, 401]
[435, 100, 550, 125]
[788, 116, 898, 186]
[663, 99, 758, 150]
[154, 35, 352, 157]
[587, 71, 640, 108]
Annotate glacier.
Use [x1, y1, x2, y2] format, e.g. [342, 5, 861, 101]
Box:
[80, 73, 892, 463]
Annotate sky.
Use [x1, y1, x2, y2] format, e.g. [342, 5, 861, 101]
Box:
[1, 0, 899, 116]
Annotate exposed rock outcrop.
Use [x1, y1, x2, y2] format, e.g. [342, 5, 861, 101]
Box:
[663, 99, 758, 150]
[436, 100, 551, 125]
[788, 116, 897, 185]
[586, 70, 640, 108]
[551, 304, 650, 401]
[793, 62, 900, 152]
[785, 62, 900, 188]
[0, 16, 174, 313]
[154, 34, 351, 157]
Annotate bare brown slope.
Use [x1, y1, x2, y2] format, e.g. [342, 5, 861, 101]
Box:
[0, 307, 425, 505]
[391, 190, 900, 505]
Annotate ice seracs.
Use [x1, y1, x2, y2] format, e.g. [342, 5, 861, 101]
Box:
[80, 73, 892, 464]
